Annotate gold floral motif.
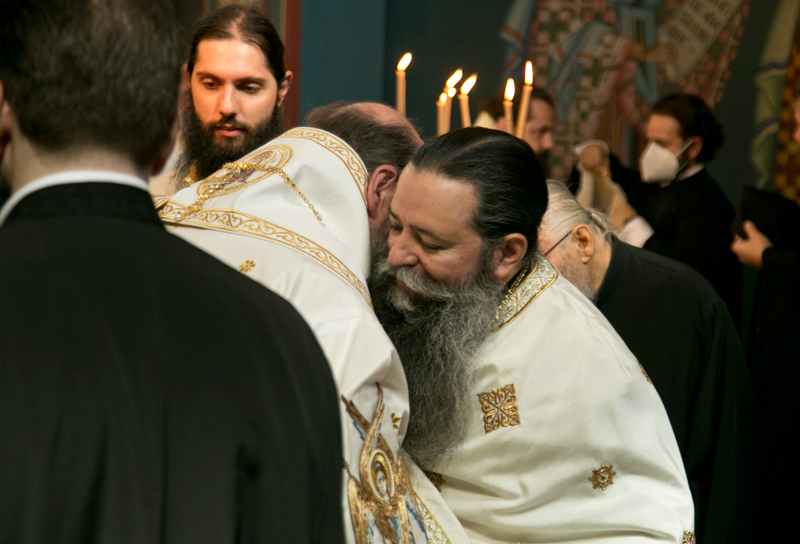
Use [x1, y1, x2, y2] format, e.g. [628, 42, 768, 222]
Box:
[478, 384, 520, 433]
[414, 492, 452, 544]
[638, 361, 651, 383]
[496, 252, 558, 329]
[391, 412, 401, 429]
[682, 531, 696, 544]
[589, 464, 616, 491]
[423, 470, 446, 492]
[281, 127, 369, 209]
[159, 202, 372, 308]
[239, 260, 255, 273]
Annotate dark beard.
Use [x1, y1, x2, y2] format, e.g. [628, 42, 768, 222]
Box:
[369, 233, 503, 469]
[536, 150, 550, 178]
[178, 90, 285, 180]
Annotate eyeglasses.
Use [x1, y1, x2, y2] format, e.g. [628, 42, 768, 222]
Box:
[544, 230, 572, 256]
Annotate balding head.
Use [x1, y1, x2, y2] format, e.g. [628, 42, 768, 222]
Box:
[306, 101, 422, 234]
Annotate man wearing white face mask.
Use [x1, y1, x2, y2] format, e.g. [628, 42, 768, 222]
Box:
[571, 93, 741, 323]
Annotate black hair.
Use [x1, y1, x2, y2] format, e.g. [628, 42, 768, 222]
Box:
[409, 127, 548, 263]
[187, 5, 286, 83]
[305, 101, 421, 178]
[479, 86, 555, 122]
[652, 94, 724, 163]
[0, 0, 183, 169]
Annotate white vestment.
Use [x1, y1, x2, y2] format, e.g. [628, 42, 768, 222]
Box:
[156, 128, 428, 544]
[408, 254, 694, 544]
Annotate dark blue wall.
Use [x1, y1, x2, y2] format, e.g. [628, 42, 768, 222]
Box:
[299, 0, 388, 121]
[384, 0, 513, 139]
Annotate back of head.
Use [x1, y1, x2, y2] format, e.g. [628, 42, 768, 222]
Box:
[410, 127, 547, 263]
[187, 4, 286, 82]
[0, 0, 183, 170]
[541, 180, 612, 241]
[305, 101, 420, 179]
[652, 94, 724, 163]
[480, 86, 554, 121]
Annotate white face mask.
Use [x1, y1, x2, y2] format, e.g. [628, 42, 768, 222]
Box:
[639, 139, 692, 185]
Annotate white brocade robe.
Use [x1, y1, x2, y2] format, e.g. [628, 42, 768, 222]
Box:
[409, 254, 694, 544]
[156, 129, 427, 544]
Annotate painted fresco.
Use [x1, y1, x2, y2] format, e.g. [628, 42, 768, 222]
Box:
[500, 0, 753, 179]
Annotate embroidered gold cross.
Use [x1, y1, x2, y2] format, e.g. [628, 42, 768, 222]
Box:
[478, 384, 520, 433]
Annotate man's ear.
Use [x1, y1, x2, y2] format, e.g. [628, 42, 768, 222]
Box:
[276, 70, 293, 107]
[685, 136, 703, 161]
[571, 224, 595, 264]
[491, 233, 528, 282]
[150, 120, 179, 177]
[367, 164, 399, 231]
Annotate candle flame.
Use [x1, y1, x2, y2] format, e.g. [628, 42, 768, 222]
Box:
[439, 92, 447, 104]
[447, 87, 456, 98]
[397, 53, 412, 71]
[460, 74, 477, 95]
[504, 78, 515, 101]
[524, 61, 534, 86]
[446, 69, 463, 89]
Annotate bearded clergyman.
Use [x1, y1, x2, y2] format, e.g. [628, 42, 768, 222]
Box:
[150, 4, 291, 197]
[368, 127, 695, 543]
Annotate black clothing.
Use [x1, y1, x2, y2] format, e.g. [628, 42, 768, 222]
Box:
[571, 157, 743, 323]
[0, 182, 345, 544]
[595, 239, 756, 544]
[748, 247, 800, 542]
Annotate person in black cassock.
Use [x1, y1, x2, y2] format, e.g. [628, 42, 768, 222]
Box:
[571, 94, 742, 325]
[0, 1, 344, 543]
[540, 181, 757, 544]
[731, 101, 800, 543]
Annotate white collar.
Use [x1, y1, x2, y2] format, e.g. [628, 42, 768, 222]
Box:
[0, 170, 148, 226]
[676, 163, 704, 182]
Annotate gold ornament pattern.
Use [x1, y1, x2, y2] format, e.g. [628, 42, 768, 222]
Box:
[281, 127, 369, 209]
[496, 252, 558, 329]
[413, 492, 452, 544]
[342, 385, 422, 544]
[589, 464, 616, 491]
[638, 361, 651, 383]
[239, 260, 255, 273]
[423, 471, 446, 492]
[159, 202, 371, 308]
[391, 412, 401, 429]
[682, 531, 696, 544]
[478, 384, 521, 433]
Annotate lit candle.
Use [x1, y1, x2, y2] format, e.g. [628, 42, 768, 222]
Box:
[515, 61, 534, 138]
[444, 69, 462, 134]
[459, 74, 477, 128]
[436, 92, 447, 136]
[396, 53, 412, 117]
[503, 78, 515, 135]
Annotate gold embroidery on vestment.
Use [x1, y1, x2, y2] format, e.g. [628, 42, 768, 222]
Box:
[638, 361, 651, 382]
[413, 491, 453, 544]
[589, 464, 616, 490]
[281, 128, 369, 209]
[496, 252, 558, 330]
[478, 384, 520, 433]
[159, 202, 372, 308]
[239, 260, 255, 272]
[423, 470, 446, 492]
[391, 412, 401, 429]
[342, 385, 422, 544]
[682, 531, 696, 544]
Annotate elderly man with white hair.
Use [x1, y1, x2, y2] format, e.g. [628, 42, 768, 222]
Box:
[539, 181, 757, 544]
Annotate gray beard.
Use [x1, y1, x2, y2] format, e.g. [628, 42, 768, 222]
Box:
[369, 238, 503, 469]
